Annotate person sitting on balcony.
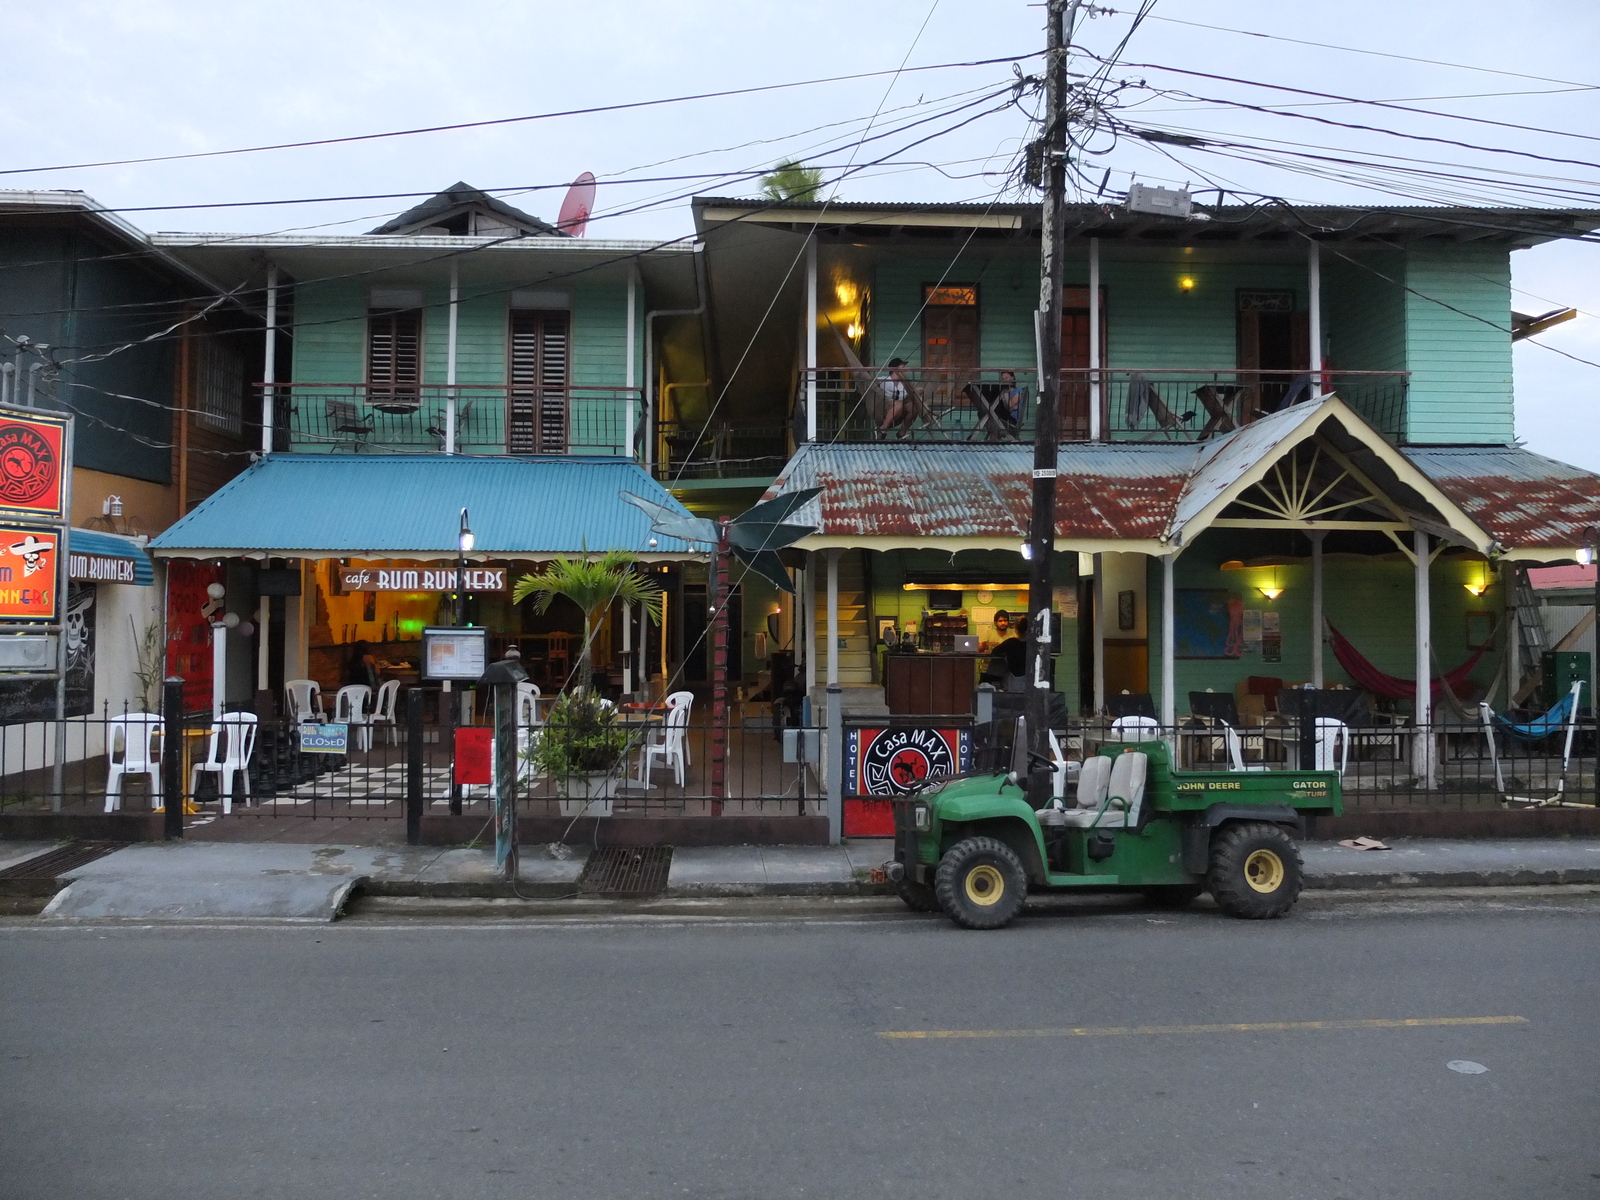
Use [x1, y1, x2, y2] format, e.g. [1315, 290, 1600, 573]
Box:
[878, 359, 920, 438]
[998, 370, 1026, 429]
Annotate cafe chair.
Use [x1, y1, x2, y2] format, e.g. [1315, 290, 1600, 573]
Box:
[104, 713, 163, 813]
[334, 684, 373, 751]
[1314, 717, 1350, 776]
[188, 713, 259, 814]
[285, 679, 325, 725]
[1223, 723, 1271, 773]
[664, 691, 696, 764]
[516, 682, 542, 782]
[1109, 715, 1160, 743]
[638, 700, 692, 788]
[369, 679, 401, 745]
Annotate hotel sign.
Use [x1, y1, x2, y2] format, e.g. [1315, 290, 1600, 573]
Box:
[339, 566, 506, 593]
[0, 413, 67, 520]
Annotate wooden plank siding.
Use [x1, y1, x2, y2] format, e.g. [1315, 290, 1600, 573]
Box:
[1402, 247, 1514, 444]
[1323, 252, 1406, 373]
[285, 277, 641, 455]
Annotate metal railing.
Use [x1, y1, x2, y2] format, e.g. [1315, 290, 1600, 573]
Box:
[654, 420, 790, 481]
[795, 367, 1409, 445]
[258, 382, 644, 456]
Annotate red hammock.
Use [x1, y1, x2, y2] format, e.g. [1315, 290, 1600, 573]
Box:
[1327, 624, 1484, 702]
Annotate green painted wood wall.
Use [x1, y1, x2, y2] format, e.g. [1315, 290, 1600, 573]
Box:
[1402, 247, 1513, 443]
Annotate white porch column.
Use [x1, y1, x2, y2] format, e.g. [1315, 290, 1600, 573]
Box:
[1160, 551, 1177, 727]
[826, 547, 840, 687]
[445, 261, 460, 455]
[625, 265, 638, 459]
[256, 601, 269, 692]
[1504, 560, 1519, 708]
[1311, 531, 1326, 687]
[211, 622, 226, 722]
[805, 237, 818, 442]
[1413, 530, 1435, 785]
[1090, 553, 1106, 715]
[262, 263, 277, 455]
[622, 601, 633, 696]
[1088, 237, 1101, 440]
[804, 557, 817, 694]
[1307, 240, 1323, 394]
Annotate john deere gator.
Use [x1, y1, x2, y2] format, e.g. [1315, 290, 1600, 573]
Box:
[886, 721, 1341, 929]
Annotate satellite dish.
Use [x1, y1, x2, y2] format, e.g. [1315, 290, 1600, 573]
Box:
[557, 172, 596, 237]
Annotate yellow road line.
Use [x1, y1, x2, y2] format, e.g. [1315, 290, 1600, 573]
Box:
[878, 1015, 1528, 1040]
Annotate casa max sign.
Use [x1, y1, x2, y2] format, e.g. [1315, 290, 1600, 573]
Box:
[339, 567, 506, 593]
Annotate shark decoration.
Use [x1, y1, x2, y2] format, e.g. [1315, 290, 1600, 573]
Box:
[621, 487, 822, 592]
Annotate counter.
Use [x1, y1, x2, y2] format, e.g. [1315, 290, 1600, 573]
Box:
[884, 652, 986, 716]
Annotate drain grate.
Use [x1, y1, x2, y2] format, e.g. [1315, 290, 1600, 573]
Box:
[578, 846, 673, 897]
[0, 841, 123, 880]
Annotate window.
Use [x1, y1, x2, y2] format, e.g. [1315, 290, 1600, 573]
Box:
[924, 284, 977, 307]
[367, 307, 422, 408]
[507, 309, 570, 454]
[195, 339, 244, 435]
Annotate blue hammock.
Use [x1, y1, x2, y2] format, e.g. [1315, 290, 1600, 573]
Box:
[1495, 683, 1583, 742]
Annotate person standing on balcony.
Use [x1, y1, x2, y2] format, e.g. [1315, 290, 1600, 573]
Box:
[878, 359, 920, 438]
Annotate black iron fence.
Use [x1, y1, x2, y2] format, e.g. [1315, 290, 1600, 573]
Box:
[796, 367, 1409, 445]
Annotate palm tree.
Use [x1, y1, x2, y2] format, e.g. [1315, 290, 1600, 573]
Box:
[512, 551, 662, 692]
[760, 160, 825, 202]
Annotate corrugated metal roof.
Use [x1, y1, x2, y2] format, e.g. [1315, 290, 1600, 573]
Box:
[1407, 446, 1600, 551]
[148, 455, 702, 559]
[766, 442, 1196, 545]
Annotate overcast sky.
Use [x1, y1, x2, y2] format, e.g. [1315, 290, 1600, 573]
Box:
[7, 0, 1598, 467]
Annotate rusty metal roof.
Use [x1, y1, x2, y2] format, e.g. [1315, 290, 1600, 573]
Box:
[1406, 446, 1600, 554]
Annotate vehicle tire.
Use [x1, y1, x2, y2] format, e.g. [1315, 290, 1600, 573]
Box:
[1142, 884, 1203, 908]
[1207, 822, 1303, 919]
[934, 836, 1027, 930]
[894, 877, 942, 913]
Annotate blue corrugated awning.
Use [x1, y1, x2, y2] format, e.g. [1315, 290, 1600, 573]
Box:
[147, 455, 703, 560]
[68, 528, 154, 585]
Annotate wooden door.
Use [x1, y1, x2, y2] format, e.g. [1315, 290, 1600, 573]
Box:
[508, 310, 570, 454]
[1059, 286, 1105, 439]
[367, 308, 421, 406]
[922, 286, 979, 415]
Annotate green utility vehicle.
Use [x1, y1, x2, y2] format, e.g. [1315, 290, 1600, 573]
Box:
[885, 721, 1340, 929]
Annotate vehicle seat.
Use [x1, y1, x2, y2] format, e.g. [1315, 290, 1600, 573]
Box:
[1060, 750, 1147, 828]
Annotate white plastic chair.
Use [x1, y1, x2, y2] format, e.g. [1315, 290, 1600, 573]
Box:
[189, 713, 258, 814]
[1110, 715, 1160, 743]
[334, 684, 372, 751]
[664, 691, 695, 764]
[105, 713, 163, 812]
[638, 701, 692, 788]
[285, 679, 324, 724]
[1223, 723, 1271, 773]
[1046, 729, 1078, 805]
[1314, 717, 1350, 776]
[368, 679, 400, 744]
[515, 682, 542, 783]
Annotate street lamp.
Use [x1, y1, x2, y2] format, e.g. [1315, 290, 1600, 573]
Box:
[457, 508, 474, 628]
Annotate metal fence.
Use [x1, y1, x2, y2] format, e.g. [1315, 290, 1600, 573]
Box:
[0, 704, 813, 821]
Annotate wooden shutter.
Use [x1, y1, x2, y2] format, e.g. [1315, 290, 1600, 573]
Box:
[508, 310, 570, 454]
[367, 308, 421, 407]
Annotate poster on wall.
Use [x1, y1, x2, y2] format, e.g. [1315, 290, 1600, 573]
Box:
[843, 726, 972, 836]
[1174, 589, 1242, 659]
[165, 560, 225, 712]
[0, 581, 95, 722]
[0, 412, 67, 521]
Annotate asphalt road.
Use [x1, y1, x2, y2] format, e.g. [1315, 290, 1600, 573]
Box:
[3, 897, 1598, 1199]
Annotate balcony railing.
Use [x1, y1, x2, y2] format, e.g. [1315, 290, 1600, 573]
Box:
[654, 420, 790, 482]
[257, 383, 643, 457]
[796, 367, 1409, 445]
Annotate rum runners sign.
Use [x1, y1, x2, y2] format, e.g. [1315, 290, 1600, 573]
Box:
[340, 566, 506, 593]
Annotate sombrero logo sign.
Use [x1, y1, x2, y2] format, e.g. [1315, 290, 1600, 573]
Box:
[849, 727, 970, 797]
[0, 525, 57, 619]
[0, 418, 64, 517]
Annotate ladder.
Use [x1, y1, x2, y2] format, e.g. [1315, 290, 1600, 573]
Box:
[1510, 565, 1548, 704]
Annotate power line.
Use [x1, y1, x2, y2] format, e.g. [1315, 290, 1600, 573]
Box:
[1128, 12, 1600, 91]
[0, 53, 1039, 178]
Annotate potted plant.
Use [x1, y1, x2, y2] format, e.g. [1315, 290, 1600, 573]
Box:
[527, 690, 632, 815]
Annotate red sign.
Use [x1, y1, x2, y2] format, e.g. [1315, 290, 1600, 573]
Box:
[0, 525, 58, 619]
[165, 560, 224, 711]
[454, 726, 494, 785]
[0, 413, 66, 519]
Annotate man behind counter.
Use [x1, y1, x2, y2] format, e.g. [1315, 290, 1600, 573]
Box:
[985, 610, 1026, 692]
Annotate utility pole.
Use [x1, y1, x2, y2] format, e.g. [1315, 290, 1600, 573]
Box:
[1024, 0, 1075, 809]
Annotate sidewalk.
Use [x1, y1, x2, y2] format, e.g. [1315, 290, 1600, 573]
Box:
[4, 837, 1600, 921]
